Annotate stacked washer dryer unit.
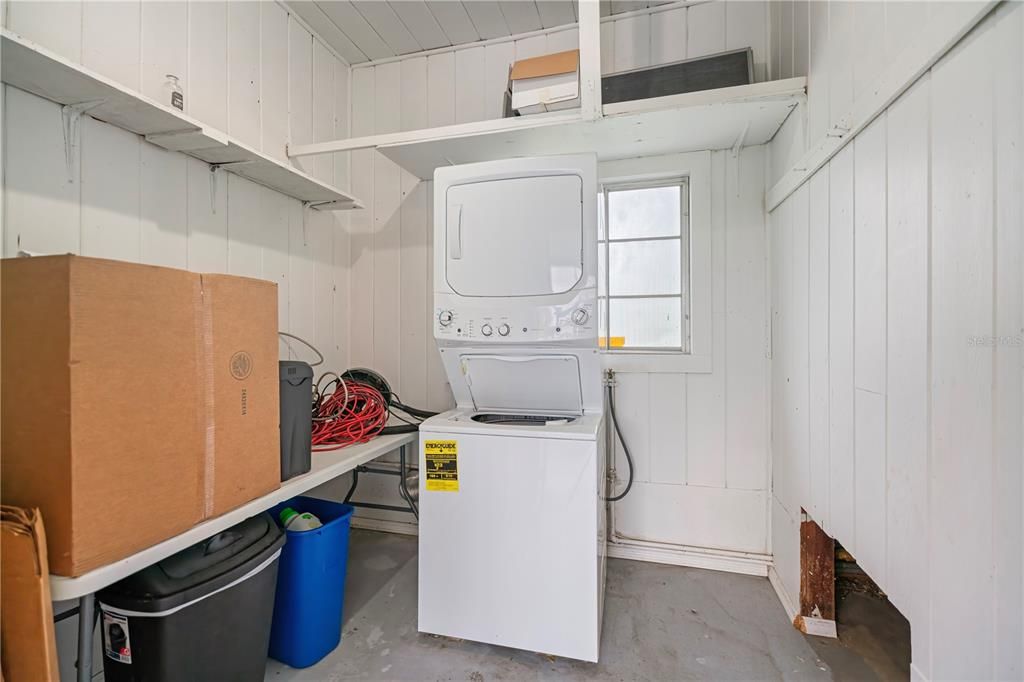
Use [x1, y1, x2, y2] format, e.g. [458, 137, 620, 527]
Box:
[418, 154, 606, 662]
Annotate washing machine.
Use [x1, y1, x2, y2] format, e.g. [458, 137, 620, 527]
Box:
[418, 154, 606, 662]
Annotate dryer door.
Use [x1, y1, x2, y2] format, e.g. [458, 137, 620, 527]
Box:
[445, 174, 583, 297]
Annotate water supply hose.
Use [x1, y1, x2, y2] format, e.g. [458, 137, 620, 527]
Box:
[605, 372, 635, 502]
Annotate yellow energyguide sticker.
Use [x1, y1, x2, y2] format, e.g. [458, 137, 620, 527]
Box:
[424, 440, 459, 492]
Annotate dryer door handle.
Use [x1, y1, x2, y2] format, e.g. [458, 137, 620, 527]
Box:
[448, 204, 463, 260]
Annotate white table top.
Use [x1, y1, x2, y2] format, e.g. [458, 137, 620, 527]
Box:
[50, 433, 416, 602]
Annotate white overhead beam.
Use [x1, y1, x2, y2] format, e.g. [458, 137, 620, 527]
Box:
[578, 0, 603, 121]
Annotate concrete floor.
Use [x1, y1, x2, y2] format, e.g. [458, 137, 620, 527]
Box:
[266, 530, 847, 681]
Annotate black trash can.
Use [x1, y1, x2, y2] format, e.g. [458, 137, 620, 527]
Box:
[98, 512, 285, 682]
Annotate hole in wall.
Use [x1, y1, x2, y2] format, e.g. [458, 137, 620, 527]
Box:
[801, 529, 913, 681]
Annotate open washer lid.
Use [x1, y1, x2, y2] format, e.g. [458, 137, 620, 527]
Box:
[460, 354, 583, 415]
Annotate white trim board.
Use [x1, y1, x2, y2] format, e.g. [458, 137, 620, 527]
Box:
[767, 564, 800, 622]
[350, 516, 419, 537]
[608, 540, 771, 577]
[766, 0, 999, 211]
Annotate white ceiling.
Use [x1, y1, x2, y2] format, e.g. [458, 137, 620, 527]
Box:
[286, 1, 675, 65]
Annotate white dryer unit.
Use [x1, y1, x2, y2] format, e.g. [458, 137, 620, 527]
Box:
[419, 154, 606, 662]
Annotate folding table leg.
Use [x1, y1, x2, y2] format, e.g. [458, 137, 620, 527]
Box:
[77, 594, 95, 682]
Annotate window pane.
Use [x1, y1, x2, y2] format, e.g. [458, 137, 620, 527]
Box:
[607, 186, 680, 239]
[608, 239, 681, 296]
[609, 297, 682, 349]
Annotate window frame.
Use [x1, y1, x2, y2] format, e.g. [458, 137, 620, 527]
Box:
[598, 151, 713, 374]
[599, 177, 691, 353]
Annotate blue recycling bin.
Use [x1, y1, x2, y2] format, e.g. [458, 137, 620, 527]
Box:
[268, 496, 355, 668]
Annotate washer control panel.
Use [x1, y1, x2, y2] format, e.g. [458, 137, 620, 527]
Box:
[434, 296, 596, 343]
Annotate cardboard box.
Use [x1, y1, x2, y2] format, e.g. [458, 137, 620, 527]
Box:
[1, 256, 280, 576]
[1, 506, 60, 682]
[509, 49, 580, 115]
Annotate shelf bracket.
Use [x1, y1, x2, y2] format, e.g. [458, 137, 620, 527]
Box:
[209, 165, 219, 215]
[61, 100, 103, 181]
[209, 160, 257, 171]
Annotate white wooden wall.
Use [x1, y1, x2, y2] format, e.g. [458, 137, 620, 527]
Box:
[345, 0, 773, 556]
[768, 3, 1022, 679]
[1, 0, 353, 372]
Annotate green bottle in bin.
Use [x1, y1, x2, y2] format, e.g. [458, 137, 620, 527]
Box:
[279, 507, 323, 532]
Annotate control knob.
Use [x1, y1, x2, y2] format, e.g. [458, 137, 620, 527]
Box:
[438, 310, 454, 327]
[497, 323, 511, 337]
[481, 323, 493, 336]
[571, 308, 590, 325]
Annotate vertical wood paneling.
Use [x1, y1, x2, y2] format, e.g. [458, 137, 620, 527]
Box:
[791, 1, 808, 77]
[2, 87, 80, 256]
[454, 46, 487, 124]
[613, 14, 650, 71]
[806, 168, 829, 524]
[312, 40, 336, 184]
[334, 59, 351, 188]
[852, 115, 887, 581]
[6, 1, 81, 62]
[139, 143, 187, 268]
[545, 27, 578, 53]
[827, 144, 855, 551]
[725, 147, 767, 491]
[284, 200, 313, 344]
[648, 373, 686, 485]
[140, 1, 186, 105]
[686, 152, 727, 489]
[399, 58, 429, 405]
[687, 0, 726, 59]
[883, 75, 930, 669]
[770, 6, 1023, 678]
[852, 0, 886, 103]
[650, 6, 686, 66]
[227, 1, 260, 149]
[991, 6, 1024, 678]
[806, 0, 829, 143]
[266, 192, 296, 336]
[349, 67, 375, 368]
[372, 61, 402, 388]
[80, 118, 139, 261]
[600, 20, 615, 74]
[513, 33, 547, 61]
[224, 173, 263, 279]
[789, 183, 810, 510]
[827, 0, 854, 129]
[483, 42, 516, 121]
[725, 0, 767, 82]
[929, 23, 995, 679]
[778, 0, 793, 78]
[426, 52, 455, 128]
[312, 209, 338, 370]
[186, 160, 228, 273]
[288, 19, 314, 176]
[82, 1, 140, 91]
[189, 0, 228, 131]
[260, 1, 289, 163]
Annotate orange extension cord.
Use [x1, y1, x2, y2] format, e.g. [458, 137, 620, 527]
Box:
[311, 380, 389, 451]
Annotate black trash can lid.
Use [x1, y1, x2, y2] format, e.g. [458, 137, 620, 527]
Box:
[280, 361, 313, 382]
[99, 512, 284, 613]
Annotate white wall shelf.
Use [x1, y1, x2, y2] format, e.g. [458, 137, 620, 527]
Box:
[288, 78, 806, 180]
[0, 29, 363, 210]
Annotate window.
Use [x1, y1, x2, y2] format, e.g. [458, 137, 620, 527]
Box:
[598, 178, 690, 352]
